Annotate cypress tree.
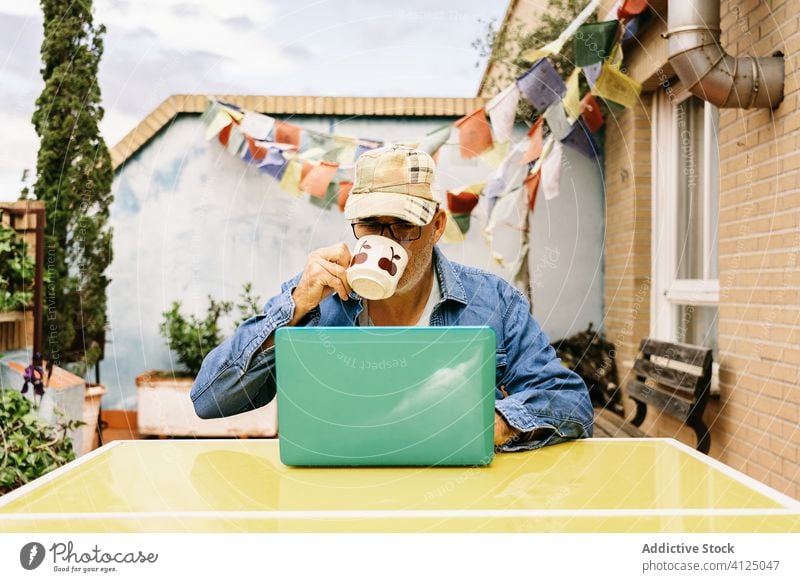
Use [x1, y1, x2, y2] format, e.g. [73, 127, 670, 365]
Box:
[30, 0, 112, 374]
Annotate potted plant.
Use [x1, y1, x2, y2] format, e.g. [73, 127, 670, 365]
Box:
[136, 283, 277, 437]
[0, 388, 84, 494]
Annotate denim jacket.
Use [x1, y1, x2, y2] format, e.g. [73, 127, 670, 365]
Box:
[191, 246, 593, 452]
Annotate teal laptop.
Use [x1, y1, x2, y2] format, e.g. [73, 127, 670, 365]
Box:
[275, 326, 496, 467]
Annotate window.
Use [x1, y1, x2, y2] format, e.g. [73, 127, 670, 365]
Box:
[652, 90, 720, 360]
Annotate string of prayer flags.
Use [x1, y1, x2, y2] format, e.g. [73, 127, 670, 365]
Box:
[521, 117, 544, 165]
[562, 119, 600, 160]
[486, 84, 521, 143]
[454, 108, 493, 159]
[300, 160, 339, 197]
[517, 58, 567, 113]
[541, 140, 564, 201]
[275, 120, 301, 147]
[574, 20, 620, 67]
[240, 111, 275, 140]
[592, 63, 642, 109]
[543, 100, 573, 141]
[563, 68, 582, 120]
[617, 0, 649, 20]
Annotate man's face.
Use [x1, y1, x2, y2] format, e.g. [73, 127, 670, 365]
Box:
[351, 210, 446, 294]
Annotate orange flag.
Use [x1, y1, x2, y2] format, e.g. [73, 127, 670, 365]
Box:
[275, 120, 301, 147]
[300, 161, 339, 197]
[338, 181, 353, 212]
[521, 117, 544, 165]
[524, 171, 541, 212]
[453, 108, 493, 159]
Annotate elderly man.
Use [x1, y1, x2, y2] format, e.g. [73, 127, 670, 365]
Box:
[191, 145, 592, 451]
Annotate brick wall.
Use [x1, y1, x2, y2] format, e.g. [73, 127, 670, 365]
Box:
[603, 0, 799, 498]
[601, 99, 653, 414]
[713, 0, 800, 498]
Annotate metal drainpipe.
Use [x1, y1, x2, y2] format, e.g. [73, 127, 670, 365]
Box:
[663, 0, 784, 109]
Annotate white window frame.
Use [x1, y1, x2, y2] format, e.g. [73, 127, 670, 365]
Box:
[651, 89, 720, 349]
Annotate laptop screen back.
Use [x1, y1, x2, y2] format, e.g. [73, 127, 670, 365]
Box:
[275, 326, 496, 466]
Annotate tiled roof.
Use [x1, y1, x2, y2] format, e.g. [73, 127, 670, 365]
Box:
[111, 94, 488, 170]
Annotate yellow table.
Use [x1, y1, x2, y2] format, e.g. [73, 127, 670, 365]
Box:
[1, 438, 798, 532]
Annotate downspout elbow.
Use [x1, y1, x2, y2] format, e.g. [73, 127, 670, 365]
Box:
[665, 0, 784, 109]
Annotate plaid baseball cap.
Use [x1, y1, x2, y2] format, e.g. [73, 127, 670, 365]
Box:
[344, 145, 439, 226]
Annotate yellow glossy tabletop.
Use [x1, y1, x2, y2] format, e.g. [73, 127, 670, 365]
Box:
[1, 438, 798, 532]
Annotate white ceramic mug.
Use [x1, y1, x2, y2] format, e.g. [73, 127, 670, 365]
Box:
[346, 235, 409, 300]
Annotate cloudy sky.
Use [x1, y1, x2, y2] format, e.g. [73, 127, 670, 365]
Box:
[0, 0, 508, 200]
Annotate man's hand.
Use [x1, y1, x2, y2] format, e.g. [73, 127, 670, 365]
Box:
[290, 243, 353, 325]
[494, 412, 520, 447]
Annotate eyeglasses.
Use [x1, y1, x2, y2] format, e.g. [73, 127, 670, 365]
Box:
[351, 220, 423, 242]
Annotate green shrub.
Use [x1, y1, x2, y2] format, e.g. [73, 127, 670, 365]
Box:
[159, 282, 262, 377]
[0, 389, 84, 495]
[0, 222, 35, 313]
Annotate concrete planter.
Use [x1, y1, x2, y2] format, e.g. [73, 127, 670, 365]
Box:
[135, 371, 277, 437]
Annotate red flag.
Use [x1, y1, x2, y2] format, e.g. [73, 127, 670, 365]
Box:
[580, 94, 604, 133]
[521, 117, 544, 165]
[617, 0, 649, 20]
[447, 191, 480, 215]
[338, 181, 353, 212]
[275, 120, 301, 146]
[453, 108, 493, 159]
